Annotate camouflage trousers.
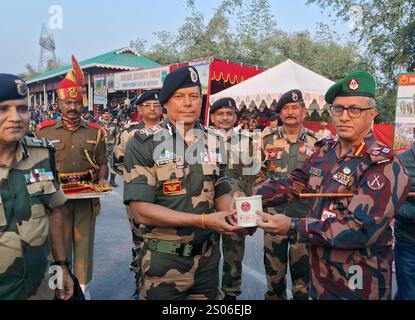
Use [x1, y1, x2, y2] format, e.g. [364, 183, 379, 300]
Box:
[138, 241, 220, 300]
[126, 206, 145, 277]
[63, 199, 99, 285]
[221, 233, 245, 297]
[264, 232, 309, 300]
[105, 145, 115, 175]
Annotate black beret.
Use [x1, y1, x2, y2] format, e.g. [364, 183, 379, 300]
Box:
[0, 73, 28, 103]
[210, 97, 236, 114]
[275, 89, 304, 114]
[135, 89, 161, 106]
[160, 66, 201, 105]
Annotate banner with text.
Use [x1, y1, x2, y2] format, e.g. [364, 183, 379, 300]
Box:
[113, 66, 170, 91]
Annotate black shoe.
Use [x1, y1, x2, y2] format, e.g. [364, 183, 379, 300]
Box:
[223, 294, 237, 301]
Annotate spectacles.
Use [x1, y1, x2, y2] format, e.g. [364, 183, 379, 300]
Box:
[141, 103, 161, 108]
[330, 105, 373, 118]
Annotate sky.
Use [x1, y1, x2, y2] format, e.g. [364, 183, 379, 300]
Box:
[0, 0, 352, 74]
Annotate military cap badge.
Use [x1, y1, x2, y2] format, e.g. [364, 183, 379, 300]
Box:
[15, 79, 28, 96]
[292, 92, 299, 101]
[347, 78, 359, 91]
[190, 68, 199, 83]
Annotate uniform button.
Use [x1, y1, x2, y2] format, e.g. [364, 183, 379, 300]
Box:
[71, 145, 75, 149]
[73, 162, 76, 165]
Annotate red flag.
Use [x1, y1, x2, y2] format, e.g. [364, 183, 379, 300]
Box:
[71, 55, 84, 87]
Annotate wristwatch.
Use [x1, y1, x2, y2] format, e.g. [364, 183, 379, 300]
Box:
[52, 258, 70, 267]
[287, 220, 297, 244]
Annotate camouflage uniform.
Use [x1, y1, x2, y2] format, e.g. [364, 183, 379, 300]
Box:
[98, 120, 118, 175]
[220, 129, 261, 298]
[123, 120, 231, 300]
[37, 119, 107, 285]
[261, 125, 317, 300]
[114, 120, 163, 279]
[256, 132, 411, 300]
[0, 137, 67, 299]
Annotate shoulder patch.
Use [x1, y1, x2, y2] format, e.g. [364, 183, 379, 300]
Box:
[262, 126, 281, 139]
[315, 135, 337, 147]
[24, 136, 55, 151]
[367, 142, 394, 164]
[37, 120, 55, 131]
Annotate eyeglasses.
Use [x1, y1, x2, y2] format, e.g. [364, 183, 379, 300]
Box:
[330, 105, 373, 118]
[141, 103, 161, 108]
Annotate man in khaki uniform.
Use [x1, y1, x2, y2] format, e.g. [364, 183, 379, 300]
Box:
[0, 74, 73, 300]
[260, 89, 317, 300]
[37, 58, 108, 299]
[114, 89, 163, 294]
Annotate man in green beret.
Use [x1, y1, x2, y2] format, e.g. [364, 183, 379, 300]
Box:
[254, 70, 411, 299]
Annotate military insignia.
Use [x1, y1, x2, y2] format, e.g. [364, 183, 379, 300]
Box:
[381, 147, 390, 154]
[31, 138, 44, 144]
[332, 172, 351, 186]
[25, 169, 54, 183]
[347, 78, 359, 91]
[310, 167, 322, 177]
[367, 172, 386, 191]
[163, 180, 182, 195]
[156, 156, 183, 167]
[68, 87, 78, 98]
[15, 79, 28, 96]
[299, 146, 306, 155]
[321, 209, 336, 221]
[354, 142, 366, 157]
[305, 146, 314, 157]
[155, 93, 159, 99]
[189, 68, 198, 83]
[292, 92, 298, 101]
[371, 150, 381, 156]
[343, 167, 351, 175]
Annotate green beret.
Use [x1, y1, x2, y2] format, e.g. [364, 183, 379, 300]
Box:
[325, 69, 376, 104]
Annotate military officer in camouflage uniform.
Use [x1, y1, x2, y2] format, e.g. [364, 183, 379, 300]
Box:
[255, 70, 411, 300]
[114, 90, 163, 293]
[37, 59, 108, 299]
[209, 97, 250, 300]
[0, 74, 73, 300]
[260, 89, 317, 300]
[99, 111, 118, 187]
[124, 66, 242, 300]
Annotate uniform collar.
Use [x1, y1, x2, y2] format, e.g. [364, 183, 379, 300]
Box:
[15, 138, 30, 164]
[55, 118, 89, 129]
[333, 131, 375, 158]
[280, 125, 309, 143]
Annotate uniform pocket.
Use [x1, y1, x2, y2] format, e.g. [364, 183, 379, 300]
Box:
[27, 181, 57, 218]
[0, 195, 6, 227]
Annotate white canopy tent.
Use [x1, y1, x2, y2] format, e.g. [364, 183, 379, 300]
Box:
[210, 59, 335, 112]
